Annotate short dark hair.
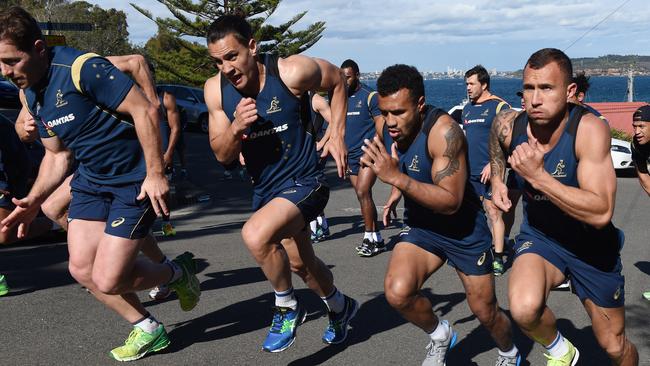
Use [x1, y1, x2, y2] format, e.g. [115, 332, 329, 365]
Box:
[465, 65, 490, 90]
[573, 71, 590, 95]
[340, 59, 359, 74]
[206, 15, 252, 46]
[377, 64, 424, 105]
[525, 48, 573, 85]
[0, 6, 43, 52]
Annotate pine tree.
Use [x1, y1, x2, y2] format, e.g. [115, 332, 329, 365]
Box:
[132, 0, 325, 86]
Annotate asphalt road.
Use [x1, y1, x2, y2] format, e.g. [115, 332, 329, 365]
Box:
[1, 131, 648, 365]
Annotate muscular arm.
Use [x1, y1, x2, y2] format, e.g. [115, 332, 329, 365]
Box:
[489, 109, 518, 183]
[106, 54, 160, 110]
[636, 168, 650, 196]
[163, 92, 181, 163]
[527, 115, 616, 228]
[26, 137, 72, 204]
[205, 75, 242, 165]
[391, 117, 467, 214]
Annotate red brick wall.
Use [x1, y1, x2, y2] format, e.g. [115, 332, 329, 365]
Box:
[587, 102, 648, 135]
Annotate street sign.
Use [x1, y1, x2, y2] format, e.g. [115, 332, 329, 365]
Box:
[38, 22, 93, 31]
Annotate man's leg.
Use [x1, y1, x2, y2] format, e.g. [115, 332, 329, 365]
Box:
[350, 166, 383, 255]
[282, 229, 334, 297]
[508, 252, 580, 362]
[384, 242, 454, 365]
[41, 175, 72, 231]
[484, 199, 506, 275]
[457, 270, 519, 361]
[584, 300, 638, 365]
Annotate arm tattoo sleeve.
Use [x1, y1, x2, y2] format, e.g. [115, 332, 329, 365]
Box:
[489, 109, 516, 179]
[433, 123, 463, 185]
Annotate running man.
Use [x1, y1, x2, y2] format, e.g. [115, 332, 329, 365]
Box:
[365, 64, 520, 365]
[489, 48, 639, 365]
[630, 105, 650, 301]
[204, 15, 357, 352]
[310, 92, 332, 243]
[462, 65, 511, 276]
[336, 59, 385, 256]
[0, 7, 200, 361]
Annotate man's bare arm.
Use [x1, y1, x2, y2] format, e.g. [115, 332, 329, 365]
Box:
[205, 76, 246, 165]
[636, 168, 650, 196]
[106, 54, 160, 109]
[162, 92, 181, 166]
[489, 109, 518, 184]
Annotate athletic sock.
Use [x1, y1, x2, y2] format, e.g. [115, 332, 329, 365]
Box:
[274, 287, 298, 310]
[363, 232, 373, 241]
[373, 231, 383, 243]
[429, 318, 450, 341]
[310, 220, 318, 234]
[132, 312, 160, 334]
[498, 344, 519, 357]
[321, 287, 345, 314]
[545, 331, 569, 358]
[165, 260, 182, 284]
[319, 216, 329, 230]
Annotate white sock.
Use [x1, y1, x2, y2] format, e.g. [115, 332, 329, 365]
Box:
[310, 220, 318, 234]
[429, 319, 450, 341]
[275, 287, 298, 310]
[373, 231, 383, 243]
[166, 260, 182, 284]
[318, 216, 328, 230]
[498, 344, 519, 357]
[321, 287, 345, 314]
[363, 232, 373, 240]
[545, 332, 569, 358]
[132, 313, 160, 334]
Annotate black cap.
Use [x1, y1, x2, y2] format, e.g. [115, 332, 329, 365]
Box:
[633, 105, 650, 122]
[516, 91, 523, 98]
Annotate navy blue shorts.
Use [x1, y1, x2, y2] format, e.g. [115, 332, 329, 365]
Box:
[68, 173, 156, 239]
[253, 176, 329, 223]
[469, 175, 491, 200]
[397, 226, 493, 276]
[347, 149, 364, 176]
[513, 230, 625, 308]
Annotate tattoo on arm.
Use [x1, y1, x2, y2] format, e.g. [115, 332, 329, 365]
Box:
[489, 109, 516, 179]
[433, 123, 463, 185]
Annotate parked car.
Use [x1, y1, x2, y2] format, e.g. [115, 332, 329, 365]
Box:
[157, 84, 209, 133]
[610, 138, 634, 171]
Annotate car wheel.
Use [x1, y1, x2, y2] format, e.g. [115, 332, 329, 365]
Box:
[199, 114, 209, 134]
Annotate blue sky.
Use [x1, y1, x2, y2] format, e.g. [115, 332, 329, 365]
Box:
[87, 0, 649, 73]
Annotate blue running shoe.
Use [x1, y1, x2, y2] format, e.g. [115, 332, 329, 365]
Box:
[262, 305, 307, 353]
[422, 320, 457, 366]
[322, 295, 359, 344]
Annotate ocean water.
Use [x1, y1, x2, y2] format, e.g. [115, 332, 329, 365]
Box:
[364, 76, 650, 111]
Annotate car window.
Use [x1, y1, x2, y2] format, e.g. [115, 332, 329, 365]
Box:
[174, 87, 197, 103]
[191, 89, 205, 104]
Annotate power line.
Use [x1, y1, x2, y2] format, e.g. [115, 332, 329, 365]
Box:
[564, 0, 632, 51]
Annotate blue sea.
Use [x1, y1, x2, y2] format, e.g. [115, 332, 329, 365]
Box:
[364, 76, 650, 111]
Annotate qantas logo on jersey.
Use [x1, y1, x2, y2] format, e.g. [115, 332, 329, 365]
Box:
[247, 123, 288, 140]
[46, 113, 75, 128]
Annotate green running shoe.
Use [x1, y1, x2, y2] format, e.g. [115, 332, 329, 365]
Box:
[643, 291, 650, 301]
[492, 258, 505, 277]
[0, 275, 8, 296]
[544, 339, 580, 366]
[109, 325, 170, 362]
[169, 251, 201, 311]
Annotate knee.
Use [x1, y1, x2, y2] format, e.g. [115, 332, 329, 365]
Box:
[384, 276, 417, 311]
[469, 300, 499, 327]
[508, 293, 544, 328]
[290, 258, 308, 278]
[241, 221, 269, 255]
[41, 200, 64, 222]
[68, 260, 93, 287]
[597, 332, 627, 360]
[354, 186, 370, 201]
[91, 270, 123, 295]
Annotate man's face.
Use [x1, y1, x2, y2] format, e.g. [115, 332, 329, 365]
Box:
[632, 120, 649, 145]
[522, 61, 576, 126]
[378, 88, 425, 149]
[0, 40, 46, 89]
[465, 74, 485, 103]
[208, 33, 258, 92]
[342, 67, 359, 93]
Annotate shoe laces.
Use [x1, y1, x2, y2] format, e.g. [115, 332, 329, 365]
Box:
[424, 338, 448, 362]
[543, 352, 571, 366]
[495, 354, 518, 366]
[269, 307, 289, 333]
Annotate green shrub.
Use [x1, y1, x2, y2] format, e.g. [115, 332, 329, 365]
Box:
[611, 128, 632, 142]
